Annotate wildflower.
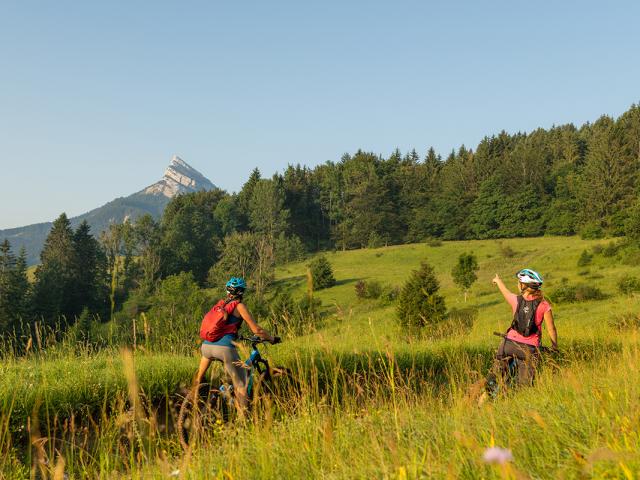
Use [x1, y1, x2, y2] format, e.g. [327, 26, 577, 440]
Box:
[482, 447, 513, 465]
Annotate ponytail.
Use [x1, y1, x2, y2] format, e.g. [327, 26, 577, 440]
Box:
[522, 286, 544, 301]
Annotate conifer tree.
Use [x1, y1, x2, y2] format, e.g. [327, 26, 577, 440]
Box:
[397, 261, 446, 328]
[71, 221, 107, 316]
[237, 168, 262, 231]
[10, 247, 30, 329]
[32, 213, 76, 323]
[0, 239, 16, 331]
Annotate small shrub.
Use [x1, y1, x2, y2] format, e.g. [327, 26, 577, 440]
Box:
[396, 261, 446, 328]
[577, 250, 592, 267]
[617, 275, 640, 295]
[550, 281, 606, 303]
[577, 269, 590, 276]
[365, 280, 382, 299]
[591, 244, 604, 255]
[298, 294, 322, 316]
[426, 238, 443, 247]
[574, 284, 606, 302]
[497, 242, 516, 258]
[308, 255, 336, 290]
[550, 282, 577, 303]
[609, 312, 640, 331]
[355, 280, 384, 300]
[580, 222, 604, 239]
[602, 241, 622, 258]
[425, 307, 478, 339]
[378, 285, 400, 306]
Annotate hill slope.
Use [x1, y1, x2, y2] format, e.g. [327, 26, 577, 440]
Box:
[0, 155, 216, 264]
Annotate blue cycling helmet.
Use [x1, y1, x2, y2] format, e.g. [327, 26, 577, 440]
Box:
[515, 269, 543, 289]
[226, 277, 246, 296]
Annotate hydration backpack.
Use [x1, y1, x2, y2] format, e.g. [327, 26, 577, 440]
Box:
[510, 295, 541, 337]
[199, 299, 241, 342]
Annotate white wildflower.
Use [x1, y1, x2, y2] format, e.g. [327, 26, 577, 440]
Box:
[482, 447, 513, 465]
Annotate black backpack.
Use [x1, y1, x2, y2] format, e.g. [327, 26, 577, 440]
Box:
[510, 295, 541, 337]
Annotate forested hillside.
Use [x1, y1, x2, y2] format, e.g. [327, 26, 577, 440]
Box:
[1, 104, 639, 335]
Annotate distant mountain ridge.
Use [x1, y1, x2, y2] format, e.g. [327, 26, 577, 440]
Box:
[0, 155, 216, 265]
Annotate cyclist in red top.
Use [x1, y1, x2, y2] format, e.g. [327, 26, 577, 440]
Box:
[491, 269, 557, 385]
[194, 277, 277, 414]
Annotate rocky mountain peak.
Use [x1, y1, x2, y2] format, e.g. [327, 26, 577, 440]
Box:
[143, 155, 216, 198]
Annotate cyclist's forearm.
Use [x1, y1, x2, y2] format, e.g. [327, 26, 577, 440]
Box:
[250, 324, 273, 342]
[545, 312, 558, 348]
[495, 280, 512, 300]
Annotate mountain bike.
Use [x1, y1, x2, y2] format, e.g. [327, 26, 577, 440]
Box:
[177, 335, 292, 449]
[484, 332, 553, 399]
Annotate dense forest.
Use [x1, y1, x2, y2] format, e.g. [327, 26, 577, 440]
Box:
[1, 104, 640, 335]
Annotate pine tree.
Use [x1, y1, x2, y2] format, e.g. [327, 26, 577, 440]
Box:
[32, 213, 76, 323]
[0, 239, 16, 332]
[71, 221, 107, 316]
[308, 255, 336, 290]
[237, 168, 262, 230]
[9, 247, 30, 329]
[579, 116, 637, 231]
[397, 261, 446, 328]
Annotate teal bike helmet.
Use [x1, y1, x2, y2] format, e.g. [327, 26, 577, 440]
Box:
[226, 277, 246, 297]
[515, 269, 543, 289]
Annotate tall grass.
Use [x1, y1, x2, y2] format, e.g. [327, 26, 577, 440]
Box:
[2, 236, 640, 477]
[1, 338, 636, 478]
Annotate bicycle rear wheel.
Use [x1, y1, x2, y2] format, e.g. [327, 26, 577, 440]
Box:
[177, 384, 227, 450]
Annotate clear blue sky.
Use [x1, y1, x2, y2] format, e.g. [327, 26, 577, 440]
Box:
[1, 0, 639, 229]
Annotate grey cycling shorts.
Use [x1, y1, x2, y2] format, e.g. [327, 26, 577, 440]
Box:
[201, 343, 247, 389]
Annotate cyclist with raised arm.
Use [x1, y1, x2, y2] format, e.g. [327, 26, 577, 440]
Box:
[195, 277, 279, 414]
[490, 268, 557, 386]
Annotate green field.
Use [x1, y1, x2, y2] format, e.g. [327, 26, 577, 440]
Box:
[2, 236, 640, 478]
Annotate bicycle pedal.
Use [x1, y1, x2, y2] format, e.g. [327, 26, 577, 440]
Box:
[485, 374, 499, 398]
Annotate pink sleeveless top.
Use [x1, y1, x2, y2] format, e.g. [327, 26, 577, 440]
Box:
[505, 293, 551, 346]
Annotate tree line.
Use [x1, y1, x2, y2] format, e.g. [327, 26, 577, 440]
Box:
[1, 103, 639, 335]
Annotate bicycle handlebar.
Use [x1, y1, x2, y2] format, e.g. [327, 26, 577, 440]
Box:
[237, 335, 281, 345]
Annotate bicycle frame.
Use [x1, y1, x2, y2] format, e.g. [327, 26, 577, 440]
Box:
[218, 336, 271, 402]
[245, 343, 269, 398]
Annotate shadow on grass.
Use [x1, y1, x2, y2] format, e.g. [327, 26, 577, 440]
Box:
[475, 299, 501, 308]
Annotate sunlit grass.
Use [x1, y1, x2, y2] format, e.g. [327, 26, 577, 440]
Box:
[2, 236, 640, 478]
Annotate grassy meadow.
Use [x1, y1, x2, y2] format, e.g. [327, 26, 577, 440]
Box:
[2, 236, 640, 478]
